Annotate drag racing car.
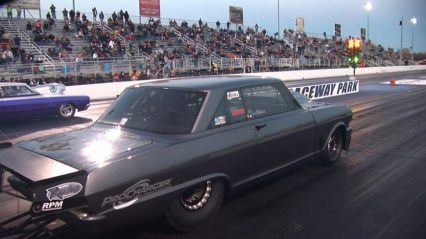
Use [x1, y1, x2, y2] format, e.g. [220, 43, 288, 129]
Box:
[0, 76, 352, 237]
[0, 82, 90, 123]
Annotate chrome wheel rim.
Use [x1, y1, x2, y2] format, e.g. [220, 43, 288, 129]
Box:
[327, 134, 340, 161]
[180, 180, 212, 211]
[60, 104, 74, 117]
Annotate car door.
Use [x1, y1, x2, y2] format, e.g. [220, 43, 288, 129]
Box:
[1, 85, 50, 120]
[207, 89, 259, 186]
[241, 83, 316, 176]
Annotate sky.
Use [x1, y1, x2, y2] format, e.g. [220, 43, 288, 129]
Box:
[3, 0, 426, 52]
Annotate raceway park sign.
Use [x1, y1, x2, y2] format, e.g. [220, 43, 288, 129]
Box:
[290, 80, 359, 100]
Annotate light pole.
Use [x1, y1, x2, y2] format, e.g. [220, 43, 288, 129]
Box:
[364, 1, 372, 41]
[400, 16, 403, 65]
[410, 17, 417, 62]
[277, 0, 280, 39]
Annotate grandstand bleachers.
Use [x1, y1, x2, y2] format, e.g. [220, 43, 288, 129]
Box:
[0, 6, 407, 85]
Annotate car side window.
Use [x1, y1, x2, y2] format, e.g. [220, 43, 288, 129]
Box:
[243, 83, 299, 119]
[210, 89, 247, 128]
[1, 85, 38, 98]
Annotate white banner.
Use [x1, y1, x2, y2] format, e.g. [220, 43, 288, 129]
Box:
[290, 80, 359, 100]
[9, 0, 40, 10]
[295, 17, 305, 33]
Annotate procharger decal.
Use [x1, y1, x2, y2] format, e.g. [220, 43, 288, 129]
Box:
[102, 178, 172, 210]
[290, 80, 359, 100]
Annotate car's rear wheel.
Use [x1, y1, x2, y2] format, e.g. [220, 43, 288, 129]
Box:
[165, 180, 225, 232]
[321, 129, 343, 165]
[58, 103, 76, 119]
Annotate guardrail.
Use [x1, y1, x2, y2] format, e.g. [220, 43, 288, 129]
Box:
[60, 65, 426, 100]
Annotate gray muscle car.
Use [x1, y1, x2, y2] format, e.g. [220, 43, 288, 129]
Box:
[0, 76, 352, 236]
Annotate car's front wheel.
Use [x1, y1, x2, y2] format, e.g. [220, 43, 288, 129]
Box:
[58, 103, 76, 119]
[321, 129, 343, 165]
[165, 180, 225, 232]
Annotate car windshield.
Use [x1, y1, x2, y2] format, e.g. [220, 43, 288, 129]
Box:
[97, 87, 206, 134]
[1, 85, 40, 98]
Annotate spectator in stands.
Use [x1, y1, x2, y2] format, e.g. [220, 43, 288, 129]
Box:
[226, 21, 230, 30]
[112, 11, 117, 22]
[47, 47, 56, 57]
[82, 13, 87, 22]
[76, 11, 81, 22]
[62, 8, 68, 19]
[3, 48, 14, 64]
[49, 15, 55, 27]
[13, 35, 20, 47]
[92, 7, 97, 19]
[6, 4, 12, 18]
[75, 55, 82, 73]
[50, 4, 56, 20]
[16, 5, 22, 19]
[99, 11, 105, 25]
[34, 19, 42, 33]
[216, 20, 220, 30]
[43, 20, 49, 31]
[119, 10, 124, 22]
[124, 11, 129, 24]
[26, 21, 32, 33]
[69, 9, 75, 22]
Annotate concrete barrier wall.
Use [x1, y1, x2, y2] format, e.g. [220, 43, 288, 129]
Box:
[65, 65, 426, 100]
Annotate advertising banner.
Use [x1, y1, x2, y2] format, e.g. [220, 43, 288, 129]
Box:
[229, 6, 243, 24]
[361, 28, 366, 41]
[335, 24, 341, 37]
[9, 0, 40, 10]
[295, 17, 305, 33]
[290, 80, 359, 100]
[139, 0, 160, 17]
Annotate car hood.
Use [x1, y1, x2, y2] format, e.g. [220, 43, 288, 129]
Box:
[17, 125, 153, 172]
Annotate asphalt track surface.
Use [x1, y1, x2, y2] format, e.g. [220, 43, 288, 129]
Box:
[1, 70, 426, 239]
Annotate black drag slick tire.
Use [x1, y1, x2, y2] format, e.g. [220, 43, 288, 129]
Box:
[321, 129, 343, 166]
[165, 180, 225, 232]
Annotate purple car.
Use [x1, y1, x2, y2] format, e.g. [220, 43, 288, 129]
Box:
[0, 83, 90, 122]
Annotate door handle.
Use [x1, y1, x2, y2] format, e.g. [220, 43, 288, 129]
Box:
[255, 124, 266, 131]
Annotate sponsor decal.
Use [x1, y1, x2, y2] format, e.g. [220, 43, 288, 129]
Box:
[49, 84, 58, 93]
[214, 116, 226, 126]
[248, 109, 266, 118]
[33, 201, 64, 213]
[290, 80, 359, 100]
[102, 179, 172, 210]
[230, 108, 246, 117]
[227, 91, 240, 100]
[46, 182, 83, 201]
[120, 117, 129, 125]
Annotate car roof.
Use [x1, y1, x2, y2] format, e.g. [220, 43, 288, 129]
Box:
[134, 75, 284, 91]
